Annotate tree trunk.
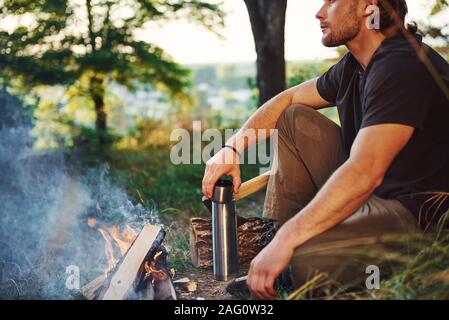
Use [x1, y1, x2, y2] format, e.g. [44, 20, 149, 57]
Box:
[244, 0, 287, 106]
[89, 74, 107, 136]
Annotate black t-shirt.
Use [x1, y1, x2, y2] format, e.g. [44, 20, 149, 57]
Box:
[317, 32, 449, 228]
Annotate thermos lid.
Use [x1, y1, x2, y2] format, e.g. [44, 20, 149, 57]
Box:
[212, 179, 234, 203]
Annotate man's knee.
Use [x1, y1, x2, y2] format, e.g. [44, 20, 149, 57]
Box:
[276, 104, 341, 142]
[276, 104, 315, 131]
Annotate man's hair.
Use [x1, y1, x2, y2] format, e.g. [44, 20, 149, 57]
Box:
[378, 0, 417, 33]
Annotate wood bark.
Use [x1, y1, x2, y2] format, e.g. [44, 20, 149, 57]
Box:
[190, 216, 277, 269]
[244, 0, 287, 105]
[89, 74, 107, 135]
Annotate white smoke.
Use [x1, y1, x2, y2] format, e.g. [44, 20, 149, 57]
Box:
[0, 126, 159, 299]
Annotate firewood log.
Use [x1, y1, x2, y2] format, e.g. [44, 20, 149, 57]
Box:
[81, 224, 175, 300]
[190, 216, 277, 269]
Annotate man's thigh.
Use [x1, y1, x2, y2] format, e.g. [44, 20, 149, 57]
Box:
[289, 195, 420, 288]
[263, 104, 345, 224]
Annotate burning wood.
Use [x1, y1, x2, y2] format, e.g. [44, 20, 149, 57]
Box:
[97, 224, 138, 272]
[80, 223, 177, 300]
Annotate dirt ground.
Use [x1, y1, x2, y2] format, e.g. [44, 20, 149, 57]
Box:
[171, 193, 264, 300]
[174, 267, 251, 300]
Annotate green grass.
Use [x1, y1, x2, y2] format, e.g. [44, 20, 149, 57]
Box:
[164, 221, 195, 273]
[106, 145, 206, 222]
[287, 227, 449, 300]
[106, 144, 264, 222]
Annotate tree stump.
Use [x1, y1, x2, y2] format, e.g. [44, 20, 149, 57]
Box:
[190, 216, 277, 269]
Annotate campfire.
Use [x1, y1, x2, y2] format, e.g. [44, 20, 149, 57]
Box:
[79, 208, 275, 300]
[81, 219, 176, 300]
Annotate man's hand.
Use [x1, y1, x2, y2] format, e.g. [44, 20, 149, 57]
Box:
[247, 231, 294, 299]
[201, 78, 329, 199]
[202, 146, 241, 198]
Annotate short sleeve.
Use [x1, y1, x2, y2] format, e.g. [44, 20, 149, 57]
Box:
[361, 55, 432, 130]
[316, 53, 350, 104]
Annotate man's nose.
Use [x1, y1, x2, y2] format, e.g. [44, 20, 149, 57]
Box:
[315, 4, 326, 21]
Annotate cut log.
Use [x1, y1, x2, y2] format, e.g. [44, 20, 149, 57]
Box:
[102, 224, 164, 300]
[81, 223, 175, 300]
[173, 277, 197, 293]
[80, 274, 106, 300]
[190, 216, 277, 269]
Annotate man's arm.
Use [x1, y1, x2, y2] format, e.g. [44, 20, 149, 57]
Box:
[227, 77, 332, 153]
[247, 123, 415, 299]
[280, 123, 414, 248]
[202, 77, 331, 198]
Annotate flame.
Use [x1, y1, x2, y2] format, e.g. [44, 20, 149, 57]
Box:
[144, 250, 168, 282]
[88, 217, 138, 273]
[86, 217, 167, 282]
[87, 217, 97, 228]
[105, 225, 137, 256]
[98, 227, 117, 272]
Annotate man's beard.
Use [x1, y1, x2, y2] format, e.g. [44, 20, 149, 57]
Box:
[322, 4, 360, 47]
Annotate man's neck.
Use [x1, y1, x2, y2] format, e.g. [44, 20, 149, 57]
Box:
[346, 29, 387, 69]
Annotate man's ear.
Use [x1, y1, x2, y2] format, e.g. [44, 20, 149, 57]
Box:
[364, 0, 379, 7]
[363, 0, 381, 30]
[363, 0, 379, 18]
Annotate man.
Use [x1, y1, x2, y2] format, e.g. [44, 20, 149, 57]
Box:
[202, 0, 449, 299]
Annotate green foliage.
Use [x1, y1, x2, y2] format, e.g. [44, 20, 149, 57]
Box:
[0, 0, 225, 135]
[245, 77, 259, 113]
[1, 0, 224, 89]
[430, 0, 449, 15]
[421, 1, 449, 59]
[287, 62, 327, 87]
[105, 127, 264, 220]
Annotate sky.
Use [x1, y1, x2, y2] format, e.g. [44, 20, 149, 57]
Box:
[140, 0, 444, 64]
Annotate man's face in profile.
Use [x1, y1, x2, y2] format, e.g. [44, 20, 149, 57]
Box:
[316, 0, 362, 47]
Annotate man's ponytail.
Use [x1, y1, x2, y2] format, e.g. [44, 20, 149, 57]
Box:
[378, 0, 415, 33]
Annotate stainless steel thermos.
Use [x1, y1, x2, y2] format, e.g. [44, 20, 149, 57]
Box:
[211, 179, 239, 281]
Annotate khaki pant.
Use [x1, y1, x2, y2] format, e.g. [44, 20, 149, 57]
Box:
[263, 104, 420, 288]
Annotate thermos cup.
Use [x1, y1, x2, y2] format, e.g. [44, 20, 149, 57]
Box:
[211, 179, 239, 281]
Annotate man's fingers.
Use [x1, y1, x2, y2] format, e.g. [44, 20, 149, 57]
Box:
[202, 168, 216, 199]
[265, 276, 277, 298]
[255, 271, 274, 299]
[247, 262, 258, 297]
[205, 174, 217, 198]
[230, 171, 241, 194]
[202, 167, 212, 198]
[247, 263, 272, 300]
[202, 147, 242, 199]
[201, 170, 208, 197]
[250, 272, 267, 299]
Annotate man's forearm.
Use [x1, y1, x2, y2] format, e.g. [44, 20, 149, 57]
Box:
[225, 78, 325, 153]
[279, 160, 384, 249]
[225, 90, 293, 153]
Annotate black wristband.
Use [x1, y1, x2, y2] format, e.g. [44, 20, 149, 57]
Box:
[223, 144, 242, 159]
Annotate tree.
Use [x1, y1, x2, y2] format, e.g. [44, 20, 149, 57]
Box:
[422, 0, 449, 59]
[243, 0, 287, 106]
[0, 0, 225, 143]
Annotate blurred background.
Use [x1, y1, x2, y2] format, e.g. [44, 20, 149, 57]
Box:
[0, 0, 448, 299]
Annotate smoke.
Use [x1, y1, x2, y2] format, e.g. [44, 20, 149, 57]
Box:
[0, 125, 160, 299]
